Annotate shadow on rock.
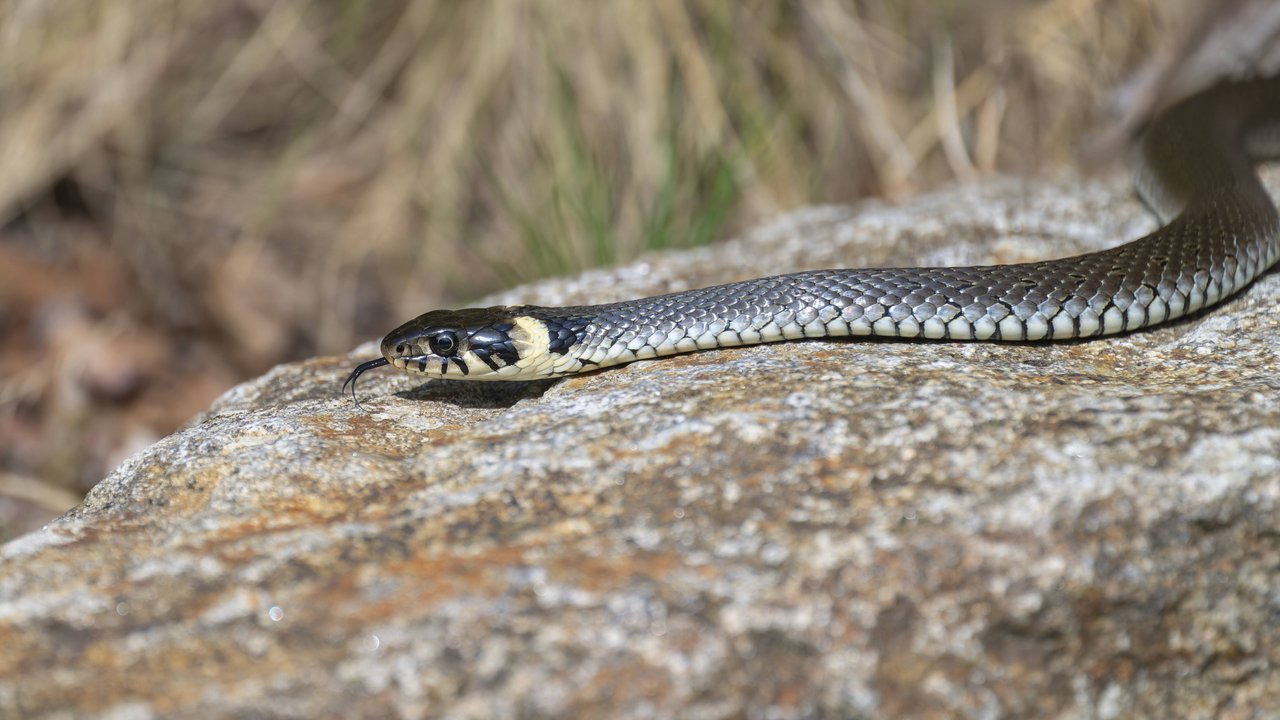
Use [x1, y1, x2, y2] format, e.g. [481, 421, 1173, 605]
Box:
[396, 377, 560, 408]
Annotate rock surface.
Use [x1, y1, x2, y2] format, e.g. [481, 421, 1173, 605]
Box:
[2, 171, 1278, 719]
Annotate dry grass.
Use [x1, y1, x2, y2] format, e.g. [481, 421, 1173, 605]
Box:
[0, 0, 1203, 535]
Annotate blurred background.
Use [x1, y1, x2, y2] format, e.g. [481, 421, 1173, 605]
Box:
[0, 0, 1268, 539]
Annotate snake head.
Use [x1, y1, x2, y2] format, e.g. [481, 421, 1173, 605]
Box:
[380, 306, 534, 380]
[343, 304, 584, 405]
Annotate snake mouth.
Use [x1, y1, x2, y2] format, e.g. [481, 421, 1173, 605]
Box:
[392, 354, 471, 377]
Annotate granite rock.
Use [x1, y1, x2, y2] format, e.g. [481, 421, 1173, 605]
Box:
[2, 171, 1278, 719]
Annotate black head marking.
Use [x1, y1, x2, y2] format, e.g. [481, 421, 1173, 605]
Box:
[543, 316, 591, 356]
[472, 348, 501, 372]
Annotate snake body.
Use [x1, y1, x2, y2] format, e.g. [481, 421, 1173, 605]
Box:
[345, 76, 1280, 395]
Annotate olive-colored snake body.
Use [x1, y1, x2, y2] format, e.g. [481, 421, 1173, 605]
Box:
[345, 76, 1280, 398]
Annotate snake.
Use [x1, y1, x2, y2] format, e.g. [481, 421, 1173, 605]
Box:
[344, 75, 1280, 401]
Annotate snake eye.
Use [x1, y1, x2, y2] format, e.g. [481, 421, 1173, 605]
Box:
[428, 332, 458, 356]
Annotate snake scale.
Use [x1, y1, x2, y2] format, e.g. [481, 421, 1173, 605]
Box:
[345, 76, 1280, 399]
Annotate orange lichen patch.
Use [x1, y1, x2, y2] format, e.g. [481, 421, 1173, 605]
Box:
[309, 408, 470, 456]
[15, 628, 338, 717]
[314, 408, 394, 439]
[544, 549, 685, 594]
[306, 513, 685, 616]
[334, 544, 531, 623]
[602, 422, 708, 464]
[811, 452, 876, 488]
[187, 513, 313, 551]
[0, 627, 43, 676]
[570, 660, 682, 714]
[180, 505, 394, 559]
[83, 641, 122, 671]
